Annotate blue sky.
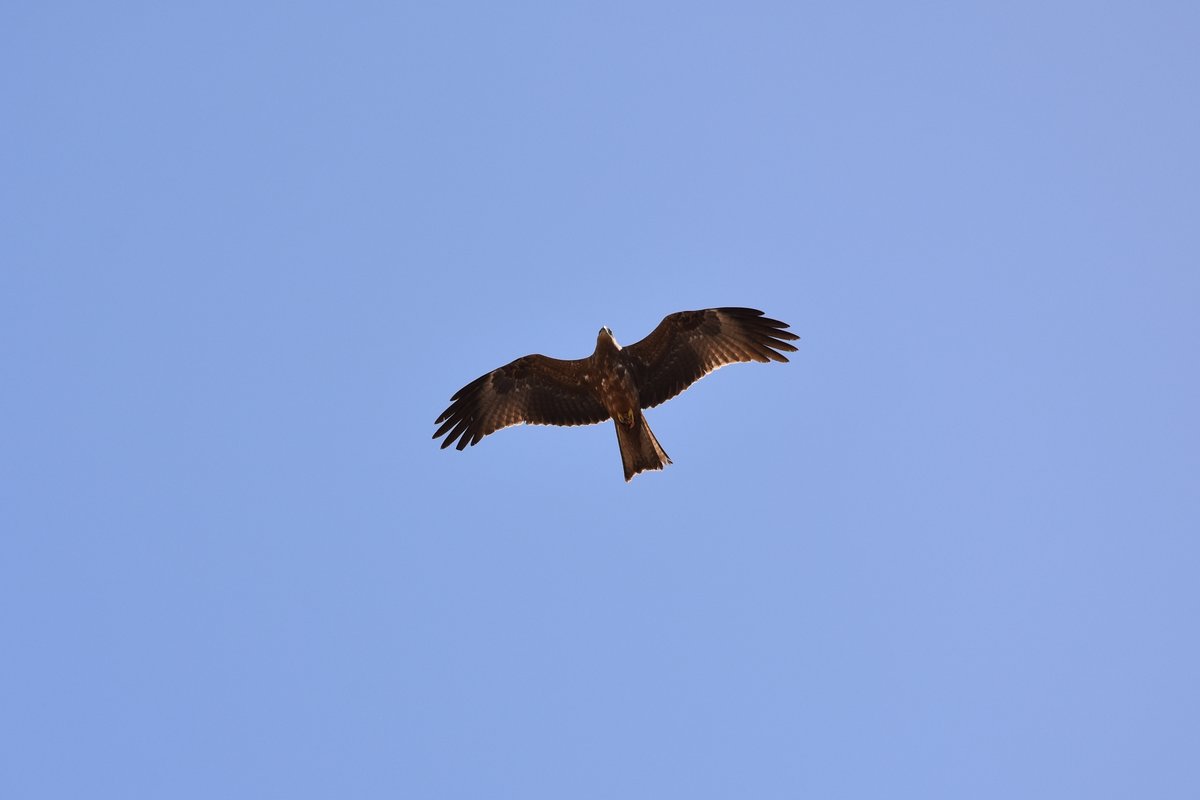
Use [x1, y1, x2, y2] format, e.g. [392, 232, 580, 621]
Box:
[3, 2, 1198, 797]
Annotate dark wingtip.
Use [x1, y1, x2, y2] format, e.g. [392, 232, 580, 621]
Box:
[719, 306, 765, 317]
[759, 318, 796, 332]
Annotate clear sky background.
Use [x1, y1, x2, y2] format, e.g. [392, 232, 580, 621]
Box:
[3, 2, 1198, 798]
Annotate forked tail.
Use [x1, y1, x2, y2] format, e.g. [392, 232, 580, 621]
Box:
[615, 411, 672, 482]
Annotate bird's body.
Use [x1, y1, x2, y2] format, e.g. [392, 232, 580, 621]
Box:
[433, 307, 798, 481]
[592, 329, 638, 425]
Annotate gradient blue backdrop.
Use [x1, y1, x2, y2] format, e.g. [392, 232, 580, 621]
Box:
[3, 2, 1198, 797]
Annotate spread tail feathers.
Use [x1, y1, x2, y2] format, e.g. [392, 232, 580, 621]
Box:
[615, 411, 671, 482]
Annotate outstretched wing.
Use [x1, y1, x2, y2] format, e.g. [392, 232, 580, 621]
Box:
[625, 307, 799, 409]
[433, 355, 609, 450]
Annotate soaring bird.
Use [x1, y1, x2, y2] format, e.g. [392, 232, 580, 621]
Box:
[433, 307, 798, 481]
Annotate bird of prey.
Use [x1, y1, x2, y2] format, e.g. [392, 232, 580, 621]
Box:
[433, 307, 798, 481]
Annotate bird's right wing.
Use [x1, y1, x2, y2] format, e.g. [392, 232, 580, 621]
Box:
[433, 355, 610, 450]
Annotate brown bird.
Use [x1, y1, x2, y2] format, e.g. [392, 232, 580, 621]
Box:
[433, 307, 798, 481]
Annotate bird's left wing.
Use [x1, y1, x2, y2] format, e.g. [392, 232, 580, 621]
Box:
[625, 307, 798, 409]
[434, 355, 610, 450]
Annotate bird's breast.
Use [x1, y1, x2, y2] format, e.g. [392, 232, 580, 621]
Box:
[596, 360, 638, 417]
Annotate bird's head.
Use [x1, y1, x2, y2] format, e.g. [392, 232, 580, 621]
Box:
[597, 326, 620, 350]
